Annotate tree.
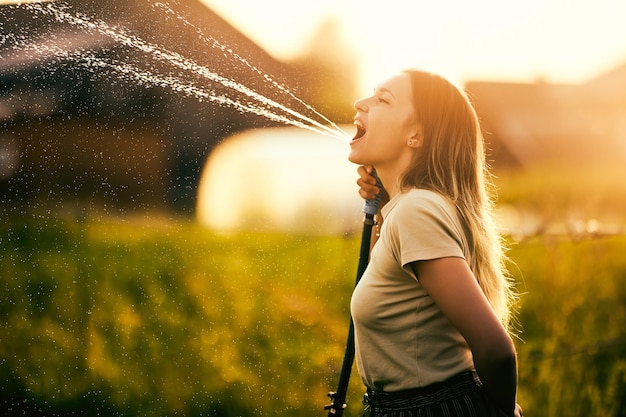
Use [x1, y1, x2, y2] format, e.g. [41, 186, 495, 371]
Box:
[287, 18, 359, 125]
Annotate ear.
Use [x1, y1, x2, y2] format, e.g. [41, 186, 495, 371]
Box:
[408, 123, 424, 148]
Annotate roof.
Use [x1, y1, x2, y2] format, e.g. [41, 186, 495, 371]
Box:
[465, 62, 626, 167]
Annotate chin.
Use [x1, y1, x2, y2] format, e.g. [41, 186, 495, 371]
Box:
[347, 151, 362, 165]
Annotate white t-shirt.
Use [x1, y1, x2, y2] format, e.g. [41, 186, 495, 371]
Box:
[351, 188, 475, 392]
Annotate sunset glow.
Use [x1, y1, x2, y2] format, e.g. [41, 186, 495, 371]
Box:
[202, 0, 626, 94]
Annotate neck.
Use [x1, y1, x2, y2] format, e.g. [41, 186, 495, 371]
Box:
[375, 153, 413, 199]
[375, 165, 403, 199]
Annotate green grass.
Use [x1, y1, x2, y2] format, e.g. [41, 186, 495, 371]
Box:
[509, 235, 626, 416]
[1, 214, 363, 416]
[2, 173, 626, 416]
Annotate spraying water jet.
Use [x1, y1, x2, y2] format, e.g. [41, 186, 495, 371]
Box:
[2, 0, 351, 142]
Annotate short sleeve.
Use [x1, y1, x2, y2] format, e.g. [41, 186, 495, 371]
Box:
[383, 190, 466, 278]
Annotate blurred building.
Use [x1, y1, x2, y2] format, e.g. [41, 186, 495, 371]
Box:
[0, 0, 353, 215]
[466, 63, 626, 168]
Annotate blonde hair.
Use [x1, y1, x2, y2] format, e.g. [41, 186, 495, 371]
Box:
[401, 69, 516, 331]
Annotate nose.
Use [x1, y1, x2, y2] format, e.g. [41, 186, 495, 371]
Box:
[354, 97, 368, 112]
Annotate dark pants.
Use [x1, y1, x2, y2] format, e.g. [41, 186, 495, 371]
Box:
[363, 371, 508, 417]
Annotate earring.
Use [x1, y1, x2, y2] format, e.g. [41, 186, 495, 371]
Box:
[408, 139, 414, 146]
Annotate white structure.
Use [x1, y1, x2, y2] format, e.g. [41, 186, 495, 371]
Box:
[197, 127, 365, 235]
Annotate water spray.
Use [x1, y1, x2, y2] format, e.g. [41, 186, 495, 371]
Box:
[152, 1, 348, 141]
[4, 0, 351, 142]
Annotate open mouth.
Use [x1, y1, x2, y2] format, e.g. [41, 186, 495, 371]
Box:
[353, 120, 366, 140]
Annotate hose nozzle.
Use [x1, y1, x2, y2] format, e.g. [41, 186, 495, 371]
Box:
[362, 168, 383, 216]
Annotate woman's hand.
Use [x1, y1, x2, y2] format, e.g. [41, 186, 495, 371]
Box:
[356, 165, 388, 203]
[513, 403, 523, 417]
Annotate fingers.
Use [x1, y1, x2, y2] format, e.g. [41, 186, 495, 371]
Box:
[356, 165, 380, 200]
[356, 165, 377, 186]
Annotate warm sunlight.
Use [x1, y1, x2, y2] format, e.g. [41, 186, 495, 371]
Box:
[196, 127, 363, 235]
[202, 0, 626, 93]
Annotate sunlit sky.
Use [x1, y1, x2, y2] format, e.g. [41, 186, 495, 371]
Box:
[201, 0, 626, 94]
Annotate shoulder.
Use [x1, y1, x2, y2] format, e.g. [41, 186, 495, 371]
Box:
[386, 189, 455, 220]
[404, 189, 451, 207]
[384, 189, 464, 243]
[382, 189, 467, 266]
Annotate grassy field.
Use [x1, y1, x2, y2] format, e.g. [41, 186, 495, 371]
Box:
[1, 164, 625, 416]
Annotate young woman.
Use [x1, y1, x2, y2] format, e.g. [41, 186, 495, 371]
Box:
[349, 69, 522, 417]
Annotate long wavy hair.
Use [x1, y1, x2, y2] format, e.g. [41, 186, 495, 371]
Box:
[401, 69, 516, 331]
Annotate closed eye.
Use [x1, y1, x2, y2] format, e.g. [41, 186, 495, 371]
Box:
[374, 87, 394, 104]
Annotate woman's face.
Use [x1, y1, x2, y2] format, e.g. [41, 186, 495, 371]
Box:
[348, 72, 419, 168]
